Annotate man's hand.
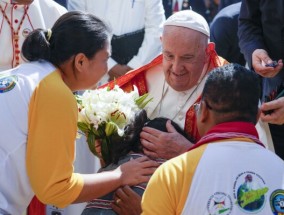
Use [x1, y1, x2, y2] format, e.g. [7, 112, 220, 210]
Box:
[108, 64, 132, 81]
[252, 49, 283, 77]
[260, 97, 284, 125]
[140, 120, 193, 159]
[111, 186, 142, 215]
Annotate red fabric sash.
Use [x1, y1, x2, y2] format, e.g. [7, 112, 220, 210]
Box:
[99, 54, 163, 95]
[188, 121, 265, 152]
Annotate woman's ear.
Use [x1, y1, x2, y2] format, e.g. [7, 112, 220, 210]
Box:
[74, 53, 87, 73]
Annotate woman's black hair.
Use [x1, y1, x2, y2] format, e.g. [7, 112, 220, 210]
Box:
[109, 109, 193, 165]
[22, 11, 111, 67]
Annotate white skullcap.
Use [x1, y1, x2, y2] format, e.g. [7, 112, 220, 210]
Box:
[164, 10, 210, 37]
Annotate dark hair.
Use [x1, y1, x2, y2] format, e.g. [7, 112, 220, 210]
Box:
[202, 63, 261, 124]
[108, 109, 192, 165]
[22, 11, 111, 67]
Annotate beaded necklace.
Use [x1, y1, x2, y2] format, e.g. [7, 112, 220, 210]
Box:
[0, 3, 29, 67]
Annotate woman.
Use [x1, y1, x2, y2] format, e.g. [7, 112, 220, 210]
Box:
[0, 11, 157, 215]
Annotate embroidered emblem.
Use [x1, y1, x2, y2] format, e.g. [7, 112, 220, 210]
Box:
[22, 28, 32, 38]
[207, 192, 233, 215]
[270, 189, 284, 215]
[0, 75, 17, 93]
[233, 171, 268, 213]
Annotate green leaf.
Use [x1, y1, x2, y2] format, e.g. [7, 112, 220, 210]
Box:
[101, 138, 111, 165]
[135, 93, 153, 109]
[94, 124, 106, 137]
[75, 94, 82, 105]
[86, 132, 101, 158]
[91, 126, 100, 137]
[77, 122, 89, 133]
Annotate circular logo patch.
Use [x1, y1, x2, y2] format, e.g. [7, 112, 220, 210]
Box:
[233, 171, 268, 213]
[0, 75, 18, 93]
[207, 192, 233, 215]
[270, 189, 284, 215]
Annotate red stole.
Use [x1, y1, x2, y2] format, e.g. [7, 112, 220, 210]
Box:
[102, 48, 228, 142]
[188, 122, 265, 152]
[100, 54, 163, 95]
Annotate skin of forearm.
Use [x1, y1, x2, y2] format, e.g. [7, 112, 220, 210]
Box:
[73, 170, 122, 203]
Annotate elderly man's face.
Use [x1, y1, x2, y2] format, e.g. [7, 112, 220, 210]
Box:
[162, 26, 209, 92]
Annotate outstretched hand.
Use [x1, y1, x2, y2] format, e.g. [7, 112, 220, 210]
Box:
[116, 156, 158, 187]
[140, 120, 193, 159]
[252, 49, 283, 77]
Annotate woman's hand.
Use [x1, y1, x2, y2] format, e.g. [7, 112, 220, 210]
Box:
[116, 156, 158, 186]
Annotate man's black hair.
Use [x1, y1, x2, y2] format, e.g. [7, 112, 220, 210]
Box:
[202, 63, 261, 124]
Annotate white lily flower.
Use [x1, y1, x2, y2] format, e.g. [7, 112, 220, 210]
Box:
[76, 85, 152, 164]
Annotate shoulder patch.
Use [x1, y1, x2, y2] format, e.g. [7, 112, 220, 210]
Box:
[0, 75, 18, 93]
[270, 189, 284, 214]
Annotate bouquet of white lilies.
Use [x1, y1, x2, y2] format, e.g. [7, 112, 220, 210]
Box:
[76, 85, 152, 165]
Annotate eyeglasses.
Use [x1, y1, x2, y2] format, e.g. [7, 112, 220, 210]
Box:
[194, 100, 230, 113]
[193, 102, 200, 112]
[193, 100, 215, 113]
